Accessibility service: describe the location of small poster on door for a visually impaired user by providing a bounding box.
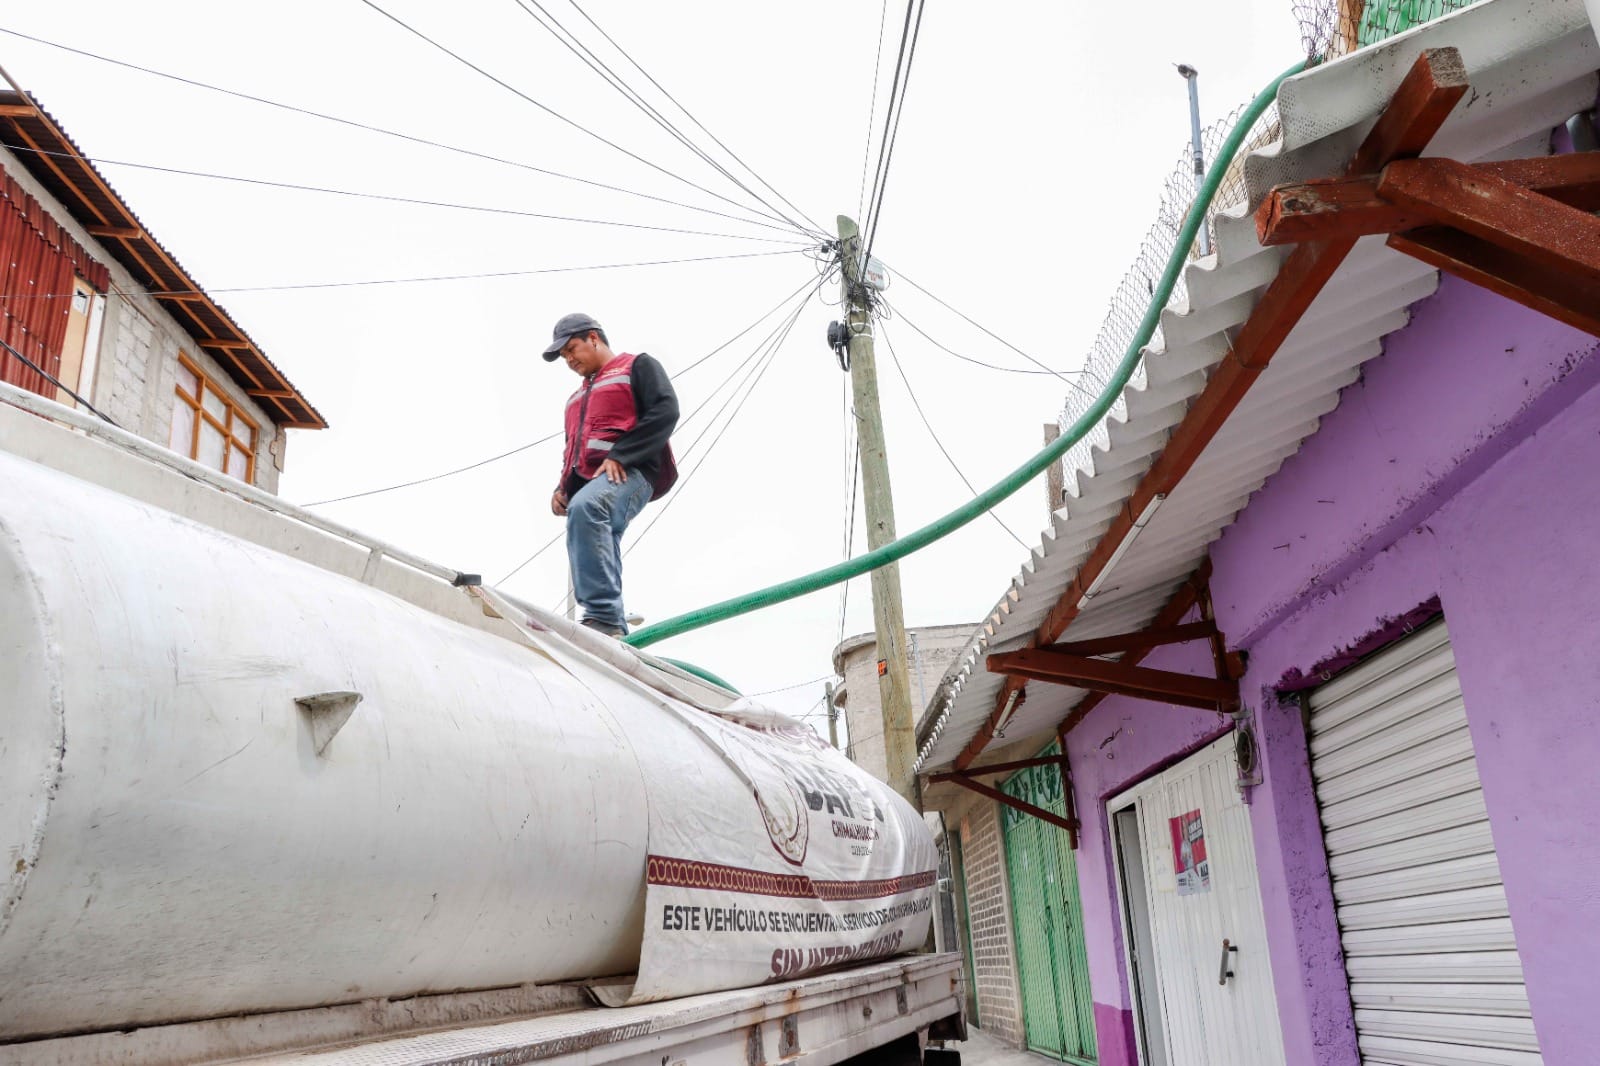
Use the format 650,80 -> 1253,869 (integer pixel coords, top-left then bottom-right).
1169,809 -> 1210,896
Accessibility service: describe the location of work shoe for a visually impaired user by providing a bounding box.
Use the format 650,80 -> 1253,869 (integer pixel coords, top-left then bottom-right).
581,618 -> 627,639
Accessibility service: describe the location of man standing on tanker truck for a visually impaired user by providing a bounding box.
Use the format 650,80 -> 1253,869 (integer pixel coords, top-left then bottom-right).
544,313 -> 679,638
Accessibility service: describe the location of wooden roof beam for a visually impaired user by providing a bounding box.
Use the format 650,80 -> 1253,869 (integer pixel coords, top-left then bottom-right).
951,47 -> 1469,773
1391,227 -> 1600,337
86,225 -> 145,240
1055,564 -> 1211,738
1258,152 -> 1600,246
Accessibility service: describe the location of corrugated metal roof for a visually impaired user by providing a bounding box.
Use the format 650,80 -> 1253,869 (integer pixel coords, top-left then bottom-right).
0,89 -> 327,430
915,0 -> 1598,773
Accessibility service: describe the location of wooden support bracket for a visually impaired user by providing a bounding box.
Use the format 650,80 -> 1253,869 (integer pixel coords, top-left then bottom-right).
990,648 -> 1240,712
928,765 -> 1080,840
1378,157 -> 1600,283
1389,226 -> 1600,337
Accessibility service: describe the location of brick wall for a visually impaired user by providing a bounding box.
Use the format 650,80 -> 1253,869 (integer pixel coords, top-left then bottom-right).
960,802 -> 1023,1047
103,298 -> 155,433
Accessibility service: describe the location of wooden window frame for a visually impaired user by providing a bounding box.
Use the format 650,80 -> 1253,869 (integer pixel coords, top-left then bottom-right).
172,353 -> 258,483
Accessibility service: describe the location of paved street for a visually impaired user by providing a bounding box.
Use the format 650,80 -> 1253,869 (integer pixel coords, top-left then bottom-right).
942,1027 -> 1059,1066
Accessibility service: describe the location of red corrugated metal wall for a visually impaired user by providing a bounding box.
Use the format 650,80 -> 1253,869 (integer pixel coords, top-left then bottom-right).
1,164 -> 109,396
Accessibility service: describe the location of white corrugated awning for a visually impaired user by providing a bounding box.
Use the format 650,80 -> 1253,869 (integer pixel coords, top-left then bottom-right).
915,0 -> 1599,774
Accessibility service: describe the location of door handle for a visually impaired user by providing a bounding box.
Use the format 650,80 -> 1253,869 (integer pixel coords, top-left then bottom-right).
1218,938 -> 1238,985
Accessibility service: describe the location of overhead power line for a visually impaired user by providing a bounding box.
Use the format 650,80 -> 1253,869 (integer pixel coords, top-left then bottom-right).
748,674 -> 834,697
622,276 -> 819,557
559,0 -> 827,237
355,0 -> 809,237
304,432 -> 564,508
0,249 -> 805,301
886,263 -> 1107,395
0,335 -> 119,425
862,0 -> 927,266
891,302 -> 1098,398
508,0 -> 822,238
0,26 -> 806,240
855,0 -> 890,224
0,142 -> 810,245
879,323 -> 1031,551
499,529 -> 565,585
304,271 -> 822,509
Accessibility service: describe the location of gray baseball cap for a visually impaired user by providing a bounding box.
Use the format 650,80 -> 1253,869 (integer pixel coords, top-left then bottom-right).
542,312 -> 603,361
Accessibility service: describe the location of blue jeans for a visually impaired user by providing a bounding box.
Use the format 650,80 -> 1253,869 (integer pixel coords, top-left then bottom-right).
566,471 -> 652,631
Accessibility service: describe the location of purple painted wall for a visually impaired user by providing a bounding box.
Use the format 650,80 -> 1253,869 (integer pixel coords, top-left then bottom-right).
1061,274 -> 1600,1066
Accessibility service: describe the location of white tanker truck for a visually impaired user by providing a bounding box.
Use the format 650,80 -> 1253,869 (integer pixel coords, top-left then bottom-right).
0,382 -> 966,1066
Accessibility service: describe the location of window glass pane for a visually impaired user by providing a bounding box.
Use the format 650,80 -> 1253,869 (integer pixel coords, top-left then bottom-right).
197,419 -> 227,471
176,362 -> 199,399
169,396 -> 196,454
226,444 -> 250,481
201,383 -> 228,421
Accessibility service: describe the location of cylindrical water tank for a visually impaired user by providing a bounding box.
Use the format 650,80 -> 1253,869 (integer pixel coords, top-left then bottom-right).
0,452 -> 655,1038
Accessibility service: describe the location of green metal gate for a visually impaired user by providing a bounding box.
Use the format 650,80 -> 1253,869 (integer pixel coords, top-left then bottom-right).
1002,743 -> 1097,1064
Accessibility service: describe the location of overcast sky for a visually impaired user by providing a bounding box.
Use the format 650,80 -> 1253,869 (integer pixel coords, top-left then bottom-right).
4,1 -> 1307,736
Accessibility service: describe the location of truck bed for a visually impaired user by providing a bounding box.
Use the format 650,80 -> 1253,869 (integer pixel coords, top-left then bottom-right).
3,955 -> 963,1066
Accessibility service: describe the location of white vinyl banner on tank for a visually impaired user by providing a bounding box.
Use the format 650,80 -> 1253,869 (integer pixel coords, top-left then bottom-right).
629,700 -> 937,1002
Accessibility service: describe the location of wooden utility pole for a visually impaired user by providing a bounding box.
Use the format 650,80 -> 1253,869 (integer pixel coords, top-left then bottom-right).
1044,424 -> 1064,516
836,215 -> 917,804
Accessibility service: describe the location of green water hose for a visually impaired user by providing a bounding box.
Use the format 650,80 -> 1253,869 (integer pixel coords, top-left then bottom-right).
657,656 -> 741,694
627,57 -> 1314,654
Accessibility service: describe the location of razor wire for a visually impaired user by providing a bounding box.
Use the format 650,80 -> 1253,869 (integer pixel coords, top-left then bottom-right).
1052,0 -> 1483,485
1052,93 -> 1283,483
1293,0 -> 1483,65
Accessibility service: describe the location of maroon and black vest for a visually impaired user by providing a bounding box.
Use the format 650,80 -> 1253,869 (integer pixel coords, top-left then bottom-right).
561,353 -> 677,497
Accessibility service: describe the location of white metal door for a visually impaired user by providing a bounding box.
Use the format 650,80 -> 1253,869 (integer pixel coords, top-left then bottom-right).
1308,621 -> 1542,1065
1110,733 -> 1285,1066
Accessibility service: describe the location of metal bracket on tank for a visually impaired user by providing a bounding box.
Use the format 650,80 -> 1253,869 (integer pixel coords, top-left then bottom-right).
295,691 -> 364,756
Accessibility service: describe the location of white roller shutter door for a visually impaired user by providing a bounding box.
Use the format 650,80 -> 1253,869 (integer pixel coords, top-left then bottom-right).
1308,621 -> 1542,1066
